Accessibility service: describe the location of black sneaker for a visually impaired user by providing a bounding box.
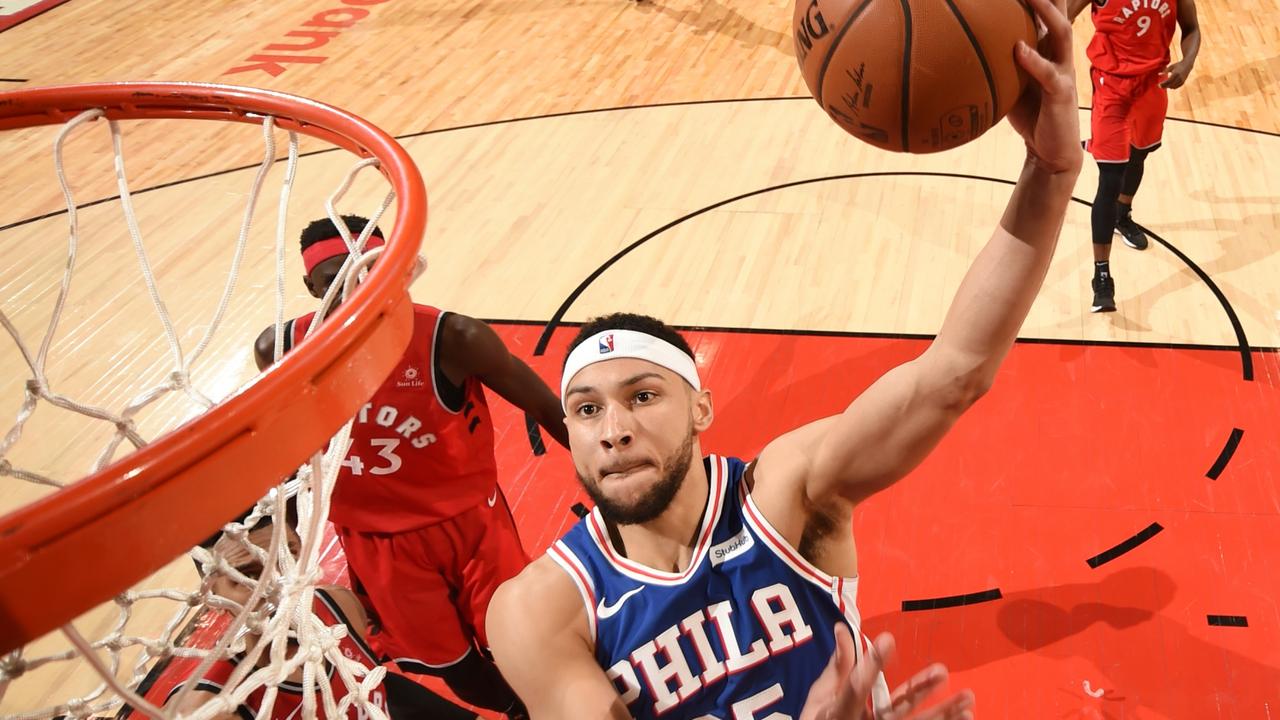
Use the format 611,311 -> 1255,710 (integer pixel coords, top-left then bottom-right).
1115,215 -> 1149,250
1091,275 -> 1116,313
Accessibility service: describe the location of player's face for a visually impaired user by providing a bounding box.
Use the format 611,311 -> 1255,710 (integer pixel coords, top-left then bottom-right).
302,255 -> 348,300
563,358 -> 713,525
209,526 -> 289,608
210,542 -> 261,607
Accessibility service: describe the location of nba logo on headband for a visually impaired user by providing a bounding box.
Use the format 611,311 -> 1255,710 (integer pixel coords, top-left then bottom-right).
562,329 -> 702,411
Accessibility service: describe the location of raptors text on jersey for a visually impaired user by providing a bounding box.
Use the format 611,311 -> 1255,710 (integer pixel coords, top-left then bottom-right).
290,305 -> 498,531
1088,0 -> 1179,76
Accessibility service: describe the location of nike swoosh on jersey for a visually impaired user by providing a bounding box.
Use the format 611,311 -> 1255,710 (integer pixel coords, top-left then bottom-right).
596,586 -> 644,619
486,489 -> 498,507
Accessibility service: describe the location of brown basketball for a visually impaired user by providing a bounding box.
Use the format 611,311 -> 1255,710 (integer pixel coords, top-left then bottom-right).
793,0 -> 1037,153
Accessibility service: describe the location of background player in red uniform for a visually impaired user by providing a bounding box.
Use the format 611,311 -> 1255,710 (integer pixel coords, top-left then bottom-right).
254,215 -> 569,718
1071,0 -> 1201,312
163,518 -> 482,720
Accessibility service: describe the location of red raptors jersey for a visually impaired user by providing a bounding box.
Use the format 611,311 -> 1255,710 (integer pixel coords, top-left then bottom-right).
291,304 -> 498,532
166,589 -> 389,719
1088,0 -> 1178,76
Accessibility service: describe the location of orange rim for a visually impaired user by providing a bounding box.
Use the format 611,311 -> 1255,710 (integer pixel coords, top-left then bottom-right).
0,82 -> 427,653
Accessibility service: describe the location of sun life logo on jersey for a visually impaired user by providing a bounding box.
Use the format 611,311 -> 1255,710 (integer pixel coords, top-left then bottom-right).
397,365 -> 425,388
599,334 -> 615,354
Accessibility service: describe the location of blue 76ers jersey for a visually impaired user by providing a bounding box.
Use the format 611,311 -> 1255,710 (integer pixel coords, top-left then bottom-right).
550,455 -> 883,719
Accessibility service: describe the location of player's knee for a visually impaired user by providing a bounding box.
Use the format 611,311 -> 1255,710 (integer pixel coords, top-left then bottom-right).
1094,163 -> 1125,203
1091,163 -> 1126,245
1128,144 -> 1155,166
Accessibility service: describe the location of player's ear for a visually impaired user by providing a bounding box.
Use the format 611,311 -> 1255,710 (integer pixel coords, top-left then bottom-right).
691,388 -> 714,433
303,273 -> 319,298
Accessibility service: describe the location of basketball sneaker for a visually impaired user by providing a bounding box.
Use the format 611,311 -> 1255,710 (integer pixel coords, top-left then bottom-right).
1115,214 -> 1149,250
1091,274 -> 1116,313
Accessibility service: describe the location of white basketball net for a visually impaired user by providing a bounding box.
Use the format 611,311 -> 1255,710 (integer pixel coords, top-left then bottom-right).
0,107 -> 415,720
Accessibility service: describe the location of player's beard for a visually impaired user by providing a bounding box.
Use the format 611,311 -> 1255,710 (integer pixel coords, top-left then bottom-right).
579,426 -> 695,526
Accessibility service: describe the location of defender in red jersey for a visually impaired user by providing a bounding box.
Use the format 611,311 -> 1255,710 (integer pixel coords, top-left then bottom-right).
253,216 -> 569,718
1071,0 -> 1201,312
160,521 -> 480,720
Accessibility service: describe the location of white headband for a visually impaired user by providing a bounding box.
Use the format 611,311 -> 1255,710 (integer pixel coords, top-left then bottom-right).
561,329 -> 700,410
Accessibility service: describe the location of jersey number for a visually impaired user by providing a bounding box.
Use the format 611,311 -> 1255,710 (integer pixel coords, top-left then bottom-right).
342,439 -> 403,476
1135,15 -> 1152,36
694,684 -> 788,720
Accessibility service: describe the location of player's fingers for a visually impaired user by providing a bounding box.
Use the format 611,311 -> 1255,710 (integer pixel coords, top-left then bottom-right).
1022,0 -> 1073,60
886,663 -> 948,715
828,628 -> 881,717
912,689 -> 976,720
1015,40 -> 1059,89
832,624 -> 857,677
870,633 -> 897,669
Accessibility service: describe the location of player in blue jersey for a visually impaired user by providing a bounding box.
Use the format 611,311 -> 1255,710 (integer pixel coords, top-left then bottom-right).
488,0 -> 1083,716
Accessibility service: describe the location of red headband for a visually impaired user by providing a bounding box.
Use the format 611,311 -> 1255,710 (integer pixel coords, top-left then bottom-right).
302,235 -> 386,274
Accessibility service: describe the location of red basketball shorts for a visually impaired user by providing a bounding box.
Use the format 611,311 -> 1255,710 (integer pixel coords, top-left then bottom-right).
336,486 -> 528,673
1087,68 -> 1168,163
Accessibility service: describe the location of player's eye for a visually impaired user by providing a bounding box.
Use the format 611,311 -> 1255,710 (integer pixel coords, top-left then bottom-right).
576,403 -> 599,417
634,391 -> 656,404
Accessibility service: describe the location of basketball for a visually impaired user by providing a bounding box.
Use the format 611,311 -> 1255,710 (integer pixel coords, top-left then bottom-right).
793,0 -> 1038,153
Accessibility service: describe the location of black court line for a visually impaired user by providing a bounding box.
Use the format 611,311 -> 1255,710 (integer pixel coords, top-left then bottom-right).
1206,428 -> 1244,480
902,588 -> 1002,611
486,317 -> 1272,355
2,95 -> 1269,229
1207,614 -> 1248,627
526,418 -> 548,456
525,172 -> 1253,385
3,96 -> 1277,236
1143,224 -> 1254,380
1086,522 -> 1164,569
0,78 -> 29,83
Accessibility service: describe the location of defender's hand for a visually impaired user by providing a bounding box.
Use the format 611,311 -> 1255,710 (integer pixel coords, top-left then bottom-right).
1006,0 -> 1084,174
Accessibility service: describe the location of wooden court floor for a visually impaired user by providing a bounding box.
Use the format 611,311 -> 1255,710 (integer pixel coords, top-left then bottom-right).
2,0 -> 1279,717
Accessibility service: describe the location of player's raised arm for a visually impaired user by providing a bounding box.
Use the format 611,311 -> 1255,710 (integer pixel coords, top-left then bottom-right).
487,559 -> 632,720
1161,0 -> 1201,89
756,0 -> 1082,506
1068,0 -> 1090,21
438,312 -> 570,449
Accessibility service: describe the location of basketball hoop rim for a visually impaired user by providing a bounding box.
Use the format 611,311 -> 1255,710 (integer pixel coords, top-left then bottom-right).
0,82 -> 427,653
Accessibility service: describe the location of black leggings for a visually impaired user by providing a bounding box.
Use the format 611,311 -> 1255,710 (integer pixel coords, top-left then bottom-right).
1091,161 -> 1126,245
384,671 -> 477,720
1122,144 -> 1153,197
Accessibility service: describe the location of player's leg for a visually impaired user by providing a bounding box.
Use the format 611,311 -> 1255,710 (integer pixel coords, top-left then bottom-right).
1086,69 -> 1133,313
381,671 -> 481,720
1115,76 -> 1169,250
410,508 -> 530,718
459,486 -> 530,651
335,525 -> 519,714
448,489 -> 533,719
